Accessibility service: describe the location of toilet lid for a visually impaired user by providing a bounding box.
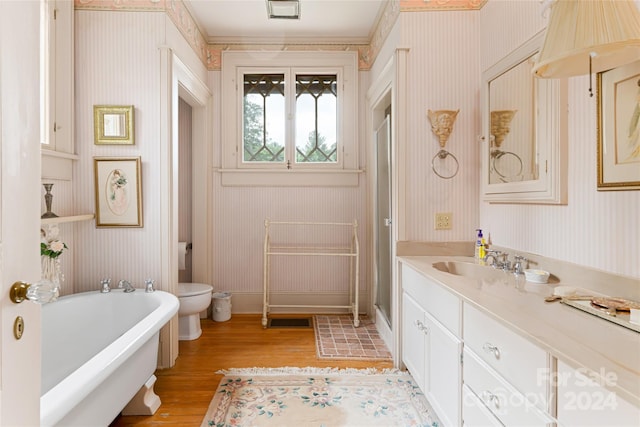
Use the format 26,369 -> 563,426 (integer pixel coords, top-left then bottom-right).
178,283 -> 213,297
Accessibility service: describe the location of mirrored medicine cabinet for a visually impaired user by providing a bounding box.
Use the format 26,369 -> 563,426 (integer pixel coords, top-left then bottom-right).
481,31 -> 567,204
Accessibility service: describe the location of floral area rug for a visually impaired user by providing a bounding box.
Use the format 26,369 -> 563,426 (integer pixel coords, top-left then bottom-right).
201,367 -> 439,427
313,315 -> 392,360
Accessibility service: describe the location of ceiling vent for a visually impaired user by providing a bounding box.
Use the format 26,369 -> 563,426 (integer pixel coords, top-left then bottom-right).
266,0 -> 300,19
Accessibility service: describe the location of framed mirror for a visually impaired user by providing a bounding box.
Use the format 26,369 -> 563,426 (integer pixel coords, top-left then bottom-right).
93,105 -> 135,145
481,31 -> 567,204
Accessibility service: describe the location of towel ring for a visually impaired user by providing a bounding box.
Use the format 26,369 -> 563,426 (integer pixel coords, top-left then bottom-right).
491,150 -> 523,181
432,149 -> 459,179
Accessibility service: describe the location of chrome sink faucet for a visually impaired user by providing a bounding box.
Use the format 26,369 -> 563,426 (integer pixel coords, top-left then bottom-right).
512,255 -> 528,275
118,279 -> 135,293
483,250 -> 502,268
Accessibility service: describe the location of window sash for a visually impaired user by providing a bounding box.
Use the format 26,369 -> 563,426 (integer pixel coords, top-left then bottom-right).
238,67 -> 342,169
295,74 -> 338,164
242,73 -> 286,163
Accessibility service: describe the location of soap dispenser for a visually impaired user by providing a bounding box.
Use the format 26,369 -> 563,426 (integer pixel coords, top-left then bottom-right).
475,229 -> 485,261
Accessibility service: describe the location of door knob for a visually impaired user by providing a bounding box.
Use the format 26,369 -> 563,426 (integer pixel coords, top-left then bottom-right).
10,281 -> 30,303
383,218 -> 392,227
9,280 -> 59,304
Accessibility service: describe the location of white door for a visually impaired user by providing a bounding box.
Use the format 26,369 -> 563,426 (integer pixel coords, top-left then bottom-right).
0,0 -> 43,424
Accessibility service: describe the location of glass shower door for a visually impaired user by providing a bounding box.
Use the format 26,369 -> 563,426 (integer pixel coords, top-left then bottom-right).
375,115 -> 392,326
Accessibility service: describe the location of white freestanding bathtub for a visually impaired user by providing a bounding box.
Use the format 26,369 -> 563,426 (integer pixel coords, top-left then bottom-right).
40,289 -> 179,426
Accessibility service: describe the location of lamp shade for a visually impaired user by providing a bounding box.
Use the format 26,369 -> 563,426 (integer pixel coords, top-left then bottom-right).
533,0 -> 640,78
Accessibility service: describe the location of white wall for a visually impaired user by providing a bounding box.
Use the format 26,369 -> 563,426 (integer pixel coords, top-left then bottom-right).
479,1 -> 640,279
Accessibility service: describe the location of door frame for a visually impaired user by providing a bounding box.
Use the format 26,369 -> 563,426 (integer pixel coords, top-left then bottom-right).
159,50 -> 212,366
366,48 -> 408,367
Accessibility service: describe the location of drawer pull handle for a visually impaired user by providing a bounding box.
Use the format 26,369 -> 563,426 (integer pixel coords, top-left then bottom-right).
414,319 -> 429,334
482,342 -> 501,359
482,390 -> 501,410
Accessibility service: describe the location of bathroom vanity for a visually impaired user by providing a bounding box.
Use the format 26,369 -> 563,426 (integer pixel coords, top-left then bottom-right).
398,248 -> 640,426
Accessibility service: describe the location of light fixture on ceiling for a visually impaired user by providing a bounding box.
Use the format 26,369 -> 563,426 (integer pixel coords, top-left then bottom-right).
532,0 -> 640,96
266,0 -> 300,20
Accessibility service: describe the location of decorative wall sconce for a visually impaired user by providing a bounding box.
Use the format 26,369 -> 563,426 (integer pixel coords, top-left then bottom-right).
491,110 -> 524,182
490,110 -> 516,148
489,110 -> 523,182
427,109 -> 460,179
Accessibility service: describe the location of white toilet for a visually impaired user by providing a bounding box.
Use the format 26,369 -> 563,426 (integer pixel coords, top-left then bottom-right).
178,282 -> 213,341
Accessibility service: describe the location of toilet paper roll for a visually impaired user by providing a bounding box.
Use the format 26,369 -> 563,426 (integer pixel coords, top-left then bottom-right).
178,241 -> 187,270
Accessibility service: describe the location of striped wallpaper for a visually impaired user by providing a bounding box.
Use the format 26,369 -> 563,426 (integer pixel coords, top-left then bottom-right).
73,10 -> 165,293
399,11 -> 481,242
479,1 -> 640,279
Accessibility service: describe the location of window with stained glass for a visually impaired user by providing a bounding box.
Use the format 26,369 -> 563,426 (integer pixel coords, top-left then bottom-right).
222,51 -> 358,186
241,71 -> 339,167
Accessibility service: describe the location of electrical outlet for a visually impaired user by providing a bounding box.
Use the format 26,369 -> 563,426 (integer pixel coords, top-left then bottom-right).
435,212 -> 452,230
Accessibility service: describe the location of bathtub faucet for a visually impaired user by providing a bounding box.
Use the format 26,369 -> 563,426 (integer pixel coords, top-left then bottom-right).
118,279 -> 135,293
100,278 -> 112,293
144,278 -> 155,293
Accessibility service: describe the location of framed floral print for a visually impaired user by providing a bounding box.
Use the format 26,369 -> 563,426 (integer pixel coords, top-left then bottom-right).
94,157 -> 143,227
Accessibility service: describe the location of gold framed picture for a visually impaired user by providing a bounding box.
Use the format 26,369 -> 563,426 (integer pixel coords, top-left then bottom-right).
93,105 -> 135,145
94,157 -> 143,227
597,60 -> 640,191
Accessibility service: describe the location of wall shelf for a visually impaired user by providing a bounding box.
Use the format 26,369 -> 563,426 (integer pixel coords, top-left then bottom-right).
41,214 -> 94,225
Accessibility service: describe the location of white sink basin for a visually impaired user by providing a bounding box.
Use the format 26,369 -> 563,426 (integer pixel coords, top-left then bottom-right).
432,261 -> 504,280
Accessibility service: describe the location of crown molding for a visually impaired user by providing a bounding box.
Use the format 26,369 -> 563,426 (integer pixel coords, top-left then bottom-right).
75,0 -> 485,71
400,0 -> 487,12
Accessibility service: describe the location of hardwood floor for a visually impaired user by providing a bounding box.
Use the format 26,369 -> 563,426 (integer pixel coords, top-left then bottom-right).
110,314 -> 393,426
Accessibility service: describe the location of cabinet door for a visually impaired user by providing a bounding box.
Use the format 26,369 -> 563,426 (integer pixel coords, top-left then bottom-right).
557,360 -> 640,426
425,310 -> 462,427
402,292 -> 427,388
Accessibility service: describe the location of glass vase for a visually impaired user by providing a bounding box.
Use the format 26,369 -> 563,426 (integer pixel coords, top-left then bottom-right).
41,256 -> 63,295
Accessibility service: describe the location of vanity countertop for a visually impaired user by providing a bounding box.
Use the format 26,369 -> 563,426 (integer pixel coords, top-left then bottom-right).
399,254 -> 640,407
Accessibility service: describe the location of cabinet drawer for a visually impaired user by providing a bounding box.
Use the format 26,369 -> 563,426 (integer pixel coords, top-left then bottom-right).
464,303 -> 548,399
462,384 -> 502,427
402,264 -> 461,337
464,349 -> 553,426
